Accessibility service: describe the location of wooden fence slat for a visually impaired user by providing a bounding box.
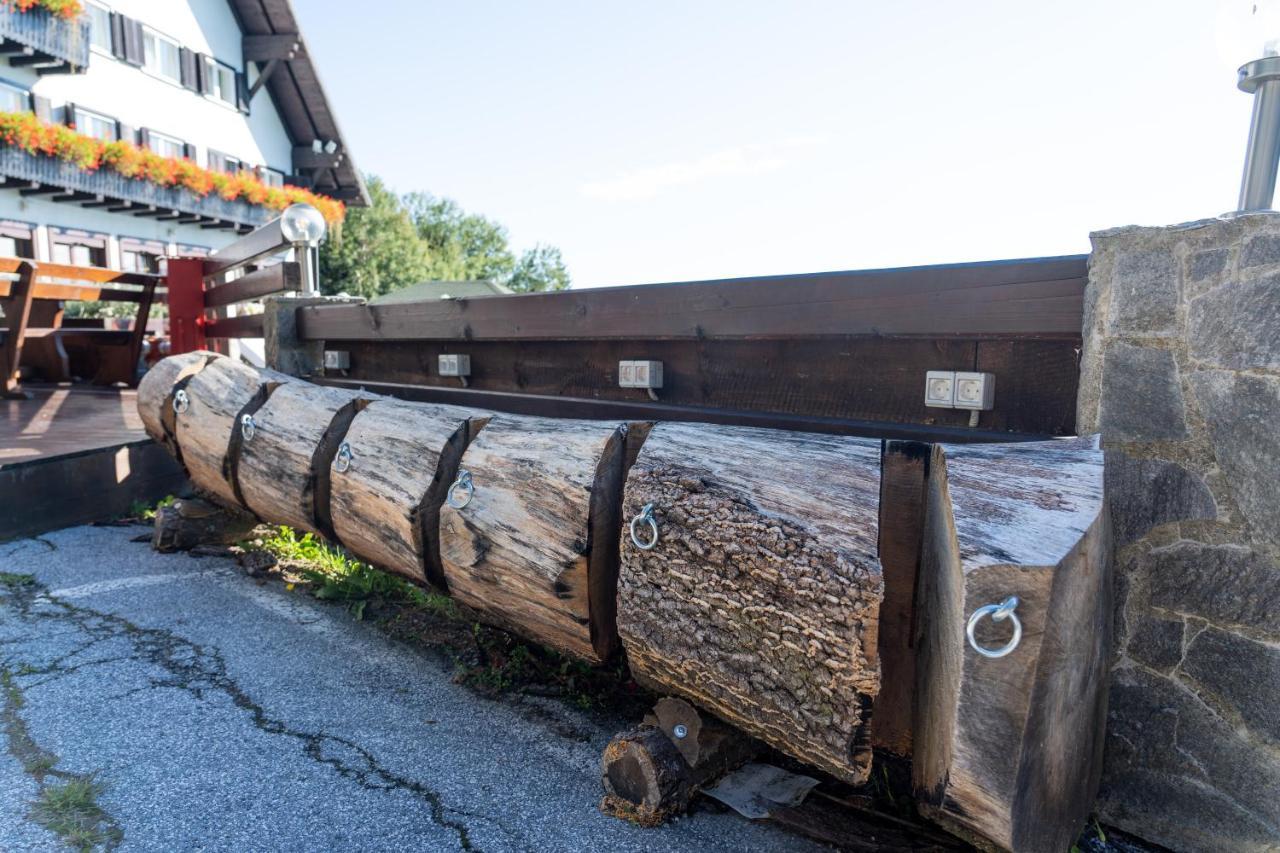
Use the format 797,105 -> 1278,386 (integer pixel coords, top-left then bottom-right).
204,262 -> 301,308
204,313 -> 265,339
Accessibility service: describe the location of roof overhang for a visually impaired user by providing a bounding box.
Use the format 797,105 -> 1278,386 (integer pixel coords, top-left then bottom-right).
228,0 -> 370,207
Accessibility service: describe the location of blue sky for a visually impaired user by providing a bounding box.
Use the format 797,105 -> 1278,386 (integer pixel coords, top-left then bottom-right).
295,0 -> 1268,288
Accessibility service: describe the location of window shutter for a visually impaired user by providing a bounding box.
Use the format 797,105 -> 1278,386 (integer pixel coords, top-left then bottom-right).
119,123 -> 137,145
63,101 -> 76,128
137,127 -> 149,149
183,142 -> 197,161
178,47 -> 198,91
32,95 -> 51,122
194,54 -> 211,95
109,12 -> 126,61
122,17 -> 144,67
236,71 -> 250,114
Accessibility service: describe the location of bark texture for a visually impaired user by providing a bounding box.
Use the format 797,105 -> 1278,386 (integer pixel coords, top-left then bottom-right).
438,413 -> 631,663
174,356 -> 287,508
912,437 -> 1110,853
238,381 -> 375,535
329,399 -> 489,585
136,349 -> 216,461
152,497 -> 258,553
617,422 -> 883,784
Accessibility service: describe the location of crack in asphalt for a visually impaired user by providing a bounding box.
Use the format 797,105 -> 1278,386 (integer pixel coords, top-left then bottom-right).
0,577 -> 494,852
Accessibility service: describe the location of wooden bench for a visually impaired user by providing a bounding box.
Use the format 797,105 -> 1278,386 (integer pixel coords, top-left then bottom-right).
0,258 -> 162,393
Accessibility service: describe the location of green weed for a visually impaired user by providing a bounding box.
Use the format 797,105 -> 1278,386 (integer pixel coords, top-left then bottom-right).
126,495 -> 175,522
31,776 -> 119,851
0,573 -> 35,589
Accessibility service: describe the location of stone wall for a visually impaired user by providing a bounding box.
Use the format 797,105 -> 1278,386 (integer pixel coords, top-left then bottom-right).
1079,214 -> 1280,852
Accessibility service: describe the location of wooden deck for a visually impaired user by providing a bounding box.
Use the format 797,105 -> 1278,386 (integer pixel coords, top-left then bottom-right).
0,385 -> 186,541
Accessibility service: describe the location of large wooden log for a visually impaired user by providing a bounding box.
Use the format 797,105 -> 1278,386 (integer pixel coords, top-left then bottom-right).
136,350 -> 217,461
329,399 -> 489,586
438,413 -> 633,663
911,437 -> 1109,853
174,356 -> 290,508
238,382 -> 375,535
617,422 -> 883,785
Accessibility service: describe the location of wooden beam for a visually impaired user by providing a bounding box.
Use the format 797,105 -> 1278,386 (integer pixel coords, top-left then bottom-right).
156,209 -> 185,221
80,196 -> 116,208
243,33 -> 300,62
297,256 -> 1089,342
107,201 -> 135,212
10,54 -> 58,67
248,57 -> 279,99
204,263 -> 301,308
292,147 -> 342,170
19,183 -> 57,196
204,313 -> 264,339
131,206 -> 162,217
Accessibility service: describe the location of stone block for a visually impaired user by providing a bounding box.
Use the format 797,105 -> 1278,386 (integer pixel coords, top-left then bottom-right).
1188,247 -> 1229,283
1188,272 -> 1280,369
1108,249 -> 1179,334
1183,627 -> 1280,744
1126,613 -> 1184,673
1106,452 -> 1216,545
1099,343 -> 1188,441
1241,232 -> 1280,268
263,294 -> 364,378
1099,667 -> 1280,853
1147,542 -> 1280,636
1190,371 -> 1280,553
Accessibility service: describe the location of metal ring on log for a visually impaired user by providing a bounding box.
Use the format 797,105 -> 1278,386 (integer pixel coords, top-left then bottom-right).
446,470 -> 474,510
240,413 -> 256,442
237,382 -> 375,537
328,399 -> 489,588
617,422 -> 884,785
629,503 -> 659,550
333,441 -> 353,473
136,349 -> 217,464
438,414 -> 639,664
172,389 -> 190,414
965,596 -> 1022,659
172,355 -> 289,508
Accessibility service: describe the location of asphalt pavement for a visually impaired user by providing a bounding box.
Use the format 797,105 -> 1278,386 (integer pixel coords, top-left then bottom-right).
0,524 -> 823,852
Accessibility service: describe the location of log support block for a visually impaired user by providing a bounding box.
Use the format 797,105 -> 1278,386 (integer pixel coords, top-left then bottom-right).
912,438 -> 1110,853
617,422 -> 883,784
439,414 -> 636,664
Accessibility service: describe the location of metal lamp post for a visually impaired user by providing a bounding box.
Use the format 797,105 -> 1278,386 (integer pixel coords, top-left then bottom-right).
1238,53 -> 1280,211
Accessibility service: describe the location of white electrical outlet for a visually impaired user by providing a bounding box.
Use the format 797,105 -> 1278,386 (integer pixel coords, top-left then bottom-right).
438,354 -> 471,377
323,350 -> 350,370
953,372 -> 995,410
925,370 -> 956,408
618,360 -> 664,389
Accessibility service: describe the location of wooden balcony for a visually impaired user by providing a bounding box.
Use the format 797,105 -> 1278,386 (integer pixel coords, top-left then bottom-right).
0,7 -> 90,75
0,147 -> 272,231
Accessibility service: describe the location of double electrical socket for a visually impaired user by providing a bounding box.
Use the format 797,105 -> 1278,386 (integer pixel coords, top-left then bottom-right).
438,354 -> 471,377
618,360 -> 663,389
925,370 -> 994,410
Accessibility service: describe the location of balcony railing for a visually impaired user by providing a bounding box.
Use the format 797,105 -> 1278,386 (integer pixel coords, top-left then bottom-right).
0,147 -> 272,232
0,7 -> 90,74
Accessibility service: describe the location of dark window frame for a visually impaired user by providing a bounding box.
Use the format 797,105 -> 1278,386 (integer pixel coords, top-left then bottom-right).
48,227 -> 110,269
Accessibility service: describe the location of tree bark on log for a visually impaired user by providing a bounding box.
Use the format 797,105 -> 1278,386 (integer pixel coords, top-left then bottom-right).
238,382 -> 375,536
616,422 -> 883,785
152,497 -> 258,553
136,349 -> 216,462
438,414 -> 634,664
911,437 -> 1110,853
329,399 -> 489,586
175,356 -> 288,508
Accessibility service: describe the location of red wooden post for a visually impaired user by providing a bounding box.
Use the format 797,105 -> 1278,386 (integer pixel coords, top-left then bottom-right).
167,256 -> 207,354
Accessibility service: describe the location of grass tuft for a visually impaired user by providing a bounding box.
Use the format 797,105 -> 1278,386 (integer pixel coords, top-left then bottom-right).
31,776 -> 119,851
0,572 -> 35,589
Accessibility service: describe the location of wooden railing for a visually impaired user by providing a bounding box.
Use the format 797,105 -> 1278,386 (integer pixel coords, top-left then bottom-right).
0,6 -> 90,73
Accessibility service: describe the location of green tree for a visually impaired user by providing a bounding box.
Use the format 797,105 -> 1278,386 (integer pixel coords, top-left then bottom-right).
320,176 -> 570,297
319,176 -> 431,298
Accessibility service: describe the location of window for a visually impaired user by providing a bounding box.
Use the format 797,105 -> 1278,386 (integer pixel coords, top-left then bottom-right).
206,149 -> 239,174
145,130 -> 184,160
86,3 -> 112,53
0,221 -> 34,259
142,28 -> 181,83
203,56 -> 237,106
73,107 -> 117,142
260,168 -> 285,188
49,229 -> 108,268
120,238 -> 167,274
0,81 -> 29,114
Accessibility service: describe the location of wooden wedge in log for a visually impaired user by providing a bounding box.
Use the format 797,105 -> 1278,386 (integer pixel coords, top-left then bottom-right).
438,414 -> 639,664
136,349 -> 217,461
237,382 -> 376,535
616,422 -> 883,785
174,356 -> 291,508
911,437 -> 1109,853
329,399 -> 489,586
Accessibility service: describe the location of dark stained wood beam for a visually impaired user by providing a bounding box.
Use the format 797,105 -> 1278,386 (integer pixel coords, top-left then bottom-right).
19,184 -> 58,196
156,209 -> 185,221
292,147 -> 342,170
107,201 -> 135,212
10,53 -> 58,67
80,196 -> 117,208
130,205 -> 162,217
243,33 -> 300,62
247,57 -> 279,99
53,191 -> 100,203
